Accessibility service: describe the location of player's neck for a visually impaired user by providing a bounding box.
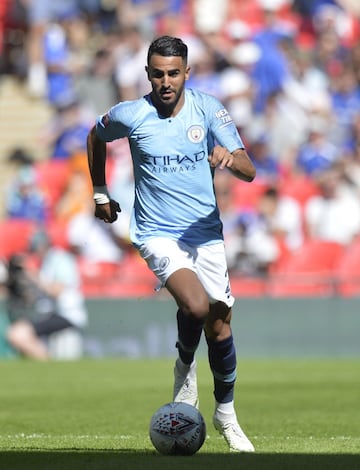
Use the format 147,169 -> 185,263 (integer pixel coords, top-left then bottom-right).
151,92 -> 185,118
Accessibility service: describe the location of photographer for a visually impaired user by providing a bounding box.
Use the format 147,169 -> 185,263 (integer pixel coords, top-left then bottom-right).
5,230 -> 88,360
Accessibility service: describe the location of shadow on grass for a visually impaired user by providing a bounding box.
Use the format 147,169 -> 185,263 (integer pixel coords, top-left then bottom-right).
0,451 -> 359,470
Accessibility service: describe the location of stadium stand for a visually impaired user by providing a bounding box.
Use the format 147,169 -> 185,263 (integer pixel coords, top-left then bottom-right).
268,239 -> 345,297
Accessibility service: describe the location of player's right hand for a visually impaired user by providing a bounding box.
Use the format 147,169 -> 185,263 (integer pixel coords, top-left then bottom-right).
94,199 -> 121,223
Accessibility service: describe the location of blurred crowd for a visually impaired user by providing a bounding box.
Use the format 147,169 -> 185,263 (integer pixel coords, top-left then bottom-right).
1,0 -> 360,282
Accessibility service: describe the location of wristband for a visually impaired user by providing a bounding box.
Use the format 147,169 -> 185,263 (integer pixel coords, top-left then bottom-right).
93,185 -> 110,205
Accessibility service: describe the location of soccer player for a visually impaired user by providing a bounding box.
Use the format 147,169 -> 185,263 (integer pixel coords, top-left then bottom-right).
86,35 -> 256,452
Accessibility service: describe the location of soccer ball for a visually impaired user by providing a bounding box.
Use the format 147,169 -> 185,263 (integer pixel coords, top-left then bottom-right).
149,402 -> 206,455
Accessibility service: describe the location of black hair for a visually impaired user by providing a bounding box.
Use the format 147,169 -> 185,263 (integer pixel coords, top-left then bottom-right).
263,186 -> 279,199
147,35 -> 188,65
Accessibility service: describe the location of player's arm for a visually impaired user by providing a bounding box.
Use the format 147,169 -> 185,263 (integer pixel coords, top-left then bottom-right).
204,94 -> 256,182
208,145 -> 256,182
87,125 -> 121,223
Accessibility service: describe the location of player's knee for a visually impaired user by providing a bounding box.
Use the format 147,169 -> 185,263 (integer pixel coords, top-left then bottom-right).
181,297 -> 209,321
204,303 -> 232,340
204,320 -> 231,340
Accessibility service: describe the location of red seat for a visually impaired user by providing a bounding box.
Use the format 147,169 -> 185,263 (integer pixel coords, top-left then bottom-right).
46,219 -> 70,249
79,259 -> 121,297
279,175 -> 320,207
35,160 -> 71,205
0,219 -> 36,259
78,258 -> 120,280
78,255 -> 157,298
268,240 -> 344,297
230,275 -> 267,297
232,180 -> 268,210
335,237 -> 360,297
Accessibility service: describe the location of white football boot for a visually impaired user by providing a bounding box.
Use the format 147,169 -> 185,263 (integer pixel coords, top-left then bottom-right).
213,404 -> 255,453
173,358 -> 199,408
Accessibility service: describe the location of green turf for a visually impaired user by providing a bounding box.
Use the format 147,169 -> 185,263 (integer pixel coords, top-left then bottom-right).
0,358 -> 359,470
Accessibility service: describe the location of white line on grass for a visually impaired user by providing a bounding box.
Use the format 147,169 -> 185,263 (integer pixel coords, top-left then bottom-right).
1,434 -> 133,440
0,434 -> 356,441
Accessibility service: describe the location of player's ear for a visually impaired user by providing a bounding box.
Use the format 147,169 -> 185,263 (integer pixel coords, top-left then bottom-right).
185,65 -> 191,81
145,65 -> 150,80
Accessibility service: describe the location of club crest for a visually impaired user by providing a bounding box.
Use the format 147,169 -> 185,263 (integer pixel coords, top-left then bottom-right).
187,125 -> 205,143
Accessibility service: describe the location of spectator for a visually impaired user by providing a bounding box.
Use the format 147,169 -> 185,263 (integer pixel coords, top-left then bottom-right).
25,0 -> 100,99
114,25 -> 150,101
74,47 -> 118,116
247,89 -> 308,169
329,62 -> 360,147
244,121 -> 283,184
6,147 -> 34,166
116,0 -> 185,38
5,165 -> 49,223
6,230 -> 88,360
186,40 -> 223,98
39,97 -> 92,160
282,44 -> 330,113
192,0 -> 228,36
304,163 -> 360,244
67,200 -> 132,264
342,112 -> 360,195
295,115 -> 339,176
251,0 -> 293,112
226,186 -> 303,275
55,168 -> 93,223
220,40 -> 260,128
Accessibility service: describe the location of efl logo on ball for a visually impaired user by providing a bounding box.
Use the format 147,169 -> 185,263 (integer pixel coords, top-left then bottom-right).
149,402 -> 206,455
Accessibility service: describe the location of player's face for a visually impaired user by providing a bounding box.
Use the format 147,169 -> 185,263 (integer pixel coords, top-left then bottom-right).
146,54 -> 190,116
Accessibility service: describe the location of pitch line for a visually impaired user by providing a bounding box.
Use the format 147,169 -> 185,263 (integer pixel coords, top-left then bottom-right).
0,434 -> 356,441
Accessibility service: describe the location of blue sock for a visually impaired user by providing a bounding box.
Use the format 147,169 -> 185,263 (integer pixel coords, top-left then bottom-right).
206,335 -> 237,403
176,309 -> 204,365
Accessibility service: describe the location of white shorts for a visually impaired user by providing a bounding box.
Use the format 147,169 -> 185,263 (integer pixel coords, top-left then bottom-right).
138,238 -> 235,307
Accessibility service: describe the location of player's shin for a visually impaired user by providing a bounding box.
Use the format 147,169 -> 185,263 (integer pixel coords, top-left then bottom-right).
176,309 -> 204,364
206,334 -> 236,403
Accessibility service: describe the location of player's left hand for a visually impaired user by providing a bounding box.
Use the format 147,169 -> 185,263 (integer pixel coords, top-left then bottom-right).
208,145 -> 234,170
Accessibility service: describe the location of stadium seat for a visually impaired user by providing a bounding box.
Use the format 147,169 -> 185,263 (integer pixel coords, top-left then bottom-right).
78,258 -> 119,279
115,255 -> 157,297
230,275 -> 267,297
35,160 -> 71,206
46,219 -> 70,249
79,259 -> 121,297
279,174 -> 320,207
0,219 -> 36,259
268,239 -> 344,297
335,237 -> 360,297
78,255 -> 157,298
232,180 -> 268,210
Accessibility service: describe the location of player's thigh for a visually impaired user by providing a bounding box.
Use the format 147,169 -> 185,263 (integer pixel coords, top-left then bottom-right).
166,268 -> 209,317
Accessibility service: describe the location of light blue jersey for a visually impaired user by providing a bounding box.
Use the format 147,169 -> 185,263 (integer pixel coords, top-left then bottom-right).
96,88 -> 244,248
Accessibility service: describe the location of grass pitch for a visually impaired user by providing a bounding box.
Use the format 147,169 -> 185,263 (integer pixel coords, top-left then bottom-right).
0,358 -> 359,470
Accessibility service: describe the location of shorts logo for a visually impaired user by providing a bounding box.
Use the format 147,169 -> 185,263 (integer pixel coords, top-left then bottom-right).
187,125 -> 205,143
159,257 -> 170,272
101,113 -> 110,127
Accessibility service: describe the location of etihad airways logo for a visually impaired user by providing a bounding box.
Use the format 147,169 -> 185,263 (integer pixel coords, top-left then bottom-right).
143,151 -> 206,174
